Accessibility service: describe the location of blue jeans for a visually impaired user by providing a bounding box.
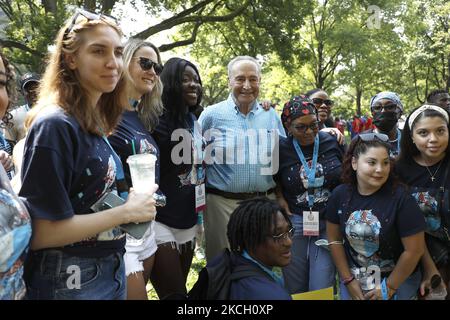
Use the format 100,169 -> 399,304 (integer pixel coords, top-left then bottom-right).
282,214 -> 336,294
26,250 -> 126,300
339,268 -> 422,300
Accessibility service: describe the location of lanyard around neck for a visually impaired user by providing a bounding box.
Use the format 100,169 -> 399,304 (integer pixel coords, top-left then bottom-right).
242,250 -> 284,287
293,134 -> 320,209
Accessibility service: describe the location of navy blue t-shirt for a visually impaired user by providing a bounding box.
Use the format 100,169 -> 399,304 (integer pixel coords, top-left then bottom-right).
19,106 -> 125,257
108,110 -> 160,188
276,132 -> 343,217
395,158 -> 450,243
229,255 -> 292,300
152,112 -> 199,229
326,183 -> 425,274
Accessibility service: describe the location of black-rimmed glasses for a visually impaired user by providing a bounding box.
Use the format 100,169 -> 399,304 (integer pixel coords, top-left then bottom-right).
357,132 -> 389,142
63,9 -> 118,40
271,227 -> 295,243
312,98 -> 334,107
292,121 -> 320,133
135,57 -> 163,75
371,103 -> 398,113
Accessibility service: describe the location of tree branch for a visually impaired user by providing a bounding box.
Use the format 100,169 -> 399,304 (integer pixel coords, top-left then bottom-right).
0,39 -> 45,58
158,22 -> 202,52
132,0 -> 250,40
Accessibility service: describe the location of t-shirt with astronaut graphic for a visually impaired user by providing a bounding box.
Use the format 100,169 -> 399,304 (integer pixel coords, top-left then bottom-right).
277,132 -> 343,217
395,158 -> 450,242
19,106 -> 125,257
326,183 -> 426,273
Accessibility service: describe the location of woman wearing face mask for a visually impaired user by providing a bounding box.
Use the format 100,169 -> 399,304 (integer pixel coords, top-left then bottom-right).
365,91 -> 404,158
19,9 -> 157,300
108,39 -> 164,300
396,105 -> 450,299
276,95 -> 343,294
151,57 -> 204,299
326,133 -> 426,300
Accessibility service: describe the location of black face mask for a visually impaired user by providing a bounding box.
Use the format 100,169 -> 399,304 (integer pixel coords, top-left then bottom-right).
373,112 -> 398,132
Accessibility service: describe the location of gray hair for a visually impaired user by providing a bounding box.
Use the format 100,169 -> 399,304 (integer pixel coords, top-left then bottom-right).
227,56 -> 261,79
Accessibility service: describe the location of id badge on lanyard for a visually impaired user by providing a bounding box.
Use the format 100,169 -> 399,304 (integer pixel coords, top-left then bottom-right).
293,136 -> 320,236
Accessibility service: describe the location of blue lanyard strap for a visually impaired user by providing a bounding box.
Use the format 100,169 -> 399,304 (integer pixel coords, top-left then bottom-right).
129,98 -> 139,110
396,129 -> 401,153
293,135 -> 320,209
242,250 -> 284,287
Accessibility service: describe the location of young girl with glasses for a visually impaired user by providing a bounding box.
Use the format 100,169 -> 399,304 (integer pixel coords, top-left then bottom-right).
276,95 -> 344,294
108,39 -> 164,300
19,9 -> 157,300
326,133 -> 426,300
396,104 -> 450,299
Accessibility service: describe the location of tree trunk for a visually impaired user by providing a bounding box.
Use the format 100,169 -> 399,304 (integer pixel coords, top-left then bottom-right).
41,0 -> 57,14
356,87 -> 362,116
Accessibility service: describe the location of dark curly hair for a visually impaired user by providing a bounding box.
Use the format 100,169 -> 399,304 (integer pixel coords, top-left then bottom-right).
227,197 -> 291,254
0,50 -> 16,128
341,136 -> 396,187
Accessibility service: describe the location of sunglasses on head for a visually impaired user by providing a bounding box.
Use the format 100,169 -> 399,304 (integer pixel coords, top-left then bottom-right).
312,98 -> 334,106
63,9 -> 118,41
357,132 -> 389,142
136,57 -> 163,75
371,103 -> 398,113
292,121 -> 320,133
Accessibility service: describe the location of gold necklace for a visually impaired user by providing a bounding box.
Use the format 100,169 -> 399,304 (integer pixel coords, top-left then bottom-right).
425,160 -> 443,182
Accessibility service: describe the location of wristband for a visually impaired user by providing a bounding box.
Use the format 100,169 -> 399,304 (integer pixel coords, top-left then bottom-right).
342,275 -> 355,286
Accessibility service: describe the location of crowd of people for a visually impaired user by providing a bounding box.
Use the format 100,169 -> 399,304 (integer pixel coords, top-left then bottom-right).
1,7 -> 450,300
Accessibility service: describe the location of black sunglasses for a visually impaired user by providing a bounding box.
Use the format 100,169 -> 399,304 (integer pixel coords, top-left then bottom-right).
371,103 -> 398,113
357,132 -> 389,142
292,121 -> 320,133
63,9 -> 118,41
312,98 -> 334,106
136,57 -> 163,75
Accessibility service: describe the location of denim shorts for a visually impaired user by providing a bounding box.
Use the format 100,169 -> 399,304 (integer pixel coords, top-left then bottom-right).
25,250 -> 126,300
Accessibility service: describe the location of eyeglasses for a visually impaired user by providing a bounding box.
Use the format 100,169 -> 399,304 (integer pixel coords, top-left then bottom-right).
271,227 -> 295,243
292,121 -> 320,133
63,9 -> 118,41
312,98 -> 334,106
371,103 -> 398,113
357,132 -> 389,142
135,57 -> 163,75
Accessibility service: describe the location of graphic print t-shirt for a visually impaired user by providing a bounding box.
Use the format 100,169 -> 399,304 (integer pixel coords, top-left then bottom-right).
276,132 -> 343,217
153,111 -> 203,229
326,183 -> 425,273
108,110 -> 160,187
396,158 -> 450,242
19,106 -> 125,257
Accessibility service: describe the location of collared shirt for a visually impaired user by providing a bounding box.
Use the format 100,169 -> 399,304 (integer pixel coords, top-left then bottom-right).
198,94 -> 285,193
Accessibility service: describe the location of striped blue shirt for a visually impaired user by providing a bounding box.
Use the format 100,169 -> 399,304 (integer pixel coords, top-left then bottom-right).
198,94 -> 285,193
